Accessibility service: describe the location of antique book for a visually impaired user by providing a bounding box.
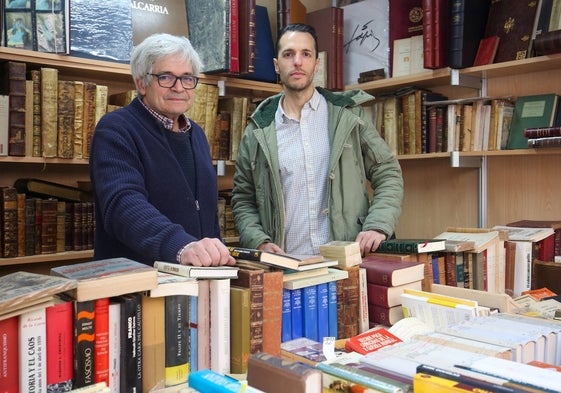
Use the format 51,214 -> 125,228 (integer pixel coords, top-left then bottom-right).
1,186 -> 18,258
336,266 -> 360,339
388,0 -> 424,76
40,67 -> 59,158
532,259 -> 561,294
262,270 -> 284,356
229,286 -> 251,373
186,0 -> 231,73
164,295 -> 190,386
277,0 -> 307,36
94,84 -> 108,126
360,256 -> 425,287
29,69 -> 42,157
40,198 -> 58,254
231,267 -> 264,355
56,80 -> 75,158
242,5 -> 276,83
70,0 -> 132,62
56,200 -> 66,253
238,0 -> 256,75
484,0 -> 540,63
527,135 -> 561,148
247,352 -> 322,393
71,80 -> 84,159
81,81 -> 97,159
319,241 -> 361,258
534,28 -> 561,55
227,0 -> 239,74
367,280 -> 423,308
307,6 -> 340,91
507,218 -> 561,258
24,80 -> 33,157
368,304 -> 405,326
473,35 -> 500,66
131,0 -> 187,47
14,178 -> 93,202
507,93 -> 560,149
0,95 -> 8,157
0,61 -> 26,156
153,260 -> 239,279
448,0 -> 491,68
422,0 -> 449,69
524,125 -> 561,138
51,257 -> 158,302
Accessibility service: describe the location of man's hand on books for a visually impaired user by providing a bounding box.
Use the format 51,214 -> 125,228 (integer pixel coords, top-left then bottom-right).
257,241 -> 284,254
178,238 -> 236,267
356,230 -> 387,256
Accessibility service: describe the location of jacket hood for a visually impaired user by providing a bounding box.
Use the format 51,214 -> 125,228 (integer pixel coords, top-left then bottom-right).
250,87 -> 375,128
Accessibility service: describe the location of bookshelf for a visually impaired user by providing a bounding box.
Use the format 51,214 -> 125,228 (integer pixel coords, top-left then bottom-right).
3,0 -> 561,272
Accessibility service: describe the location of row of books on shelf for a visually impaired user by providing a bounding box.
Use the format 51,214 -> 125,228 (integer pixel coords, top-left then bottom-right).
0,184 -> 94,258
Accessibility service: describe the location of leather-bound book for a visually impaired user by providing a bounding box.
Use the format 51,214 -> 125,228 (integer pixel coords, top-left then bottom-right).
81,82 -> 97,159
73,81 -> 84,159
277,0 -> 307,36
40,67 -> 59,158
238,0 -> 256,75
534,28 -> 561,56
449,0 -> 491,69
40,198 -> 58,254
16,193 -> 25,257
484,0 -> 540,63
307,7 -> 340,91
57,80 -> 75,158
0,61 -> 26,156
24,197 -> 36,256
389,0 -> 424,76
0,187 -> 18,258
29,69 -> 42,157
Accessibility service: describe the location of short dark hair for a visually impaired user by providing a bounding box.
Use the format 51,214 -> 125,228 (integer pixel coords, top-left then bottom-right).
276,23 -> 318,58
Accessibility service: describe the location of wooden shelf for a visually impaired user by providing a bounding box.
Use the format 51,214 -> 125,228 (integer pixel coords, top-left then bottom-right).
397,147 -> 561,161
0,156 -> 90,165
0,250 -> 94,267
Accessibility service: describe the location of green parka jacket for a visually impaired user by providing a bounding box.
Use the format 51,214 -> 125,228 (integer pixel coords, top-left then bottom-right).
231,87 -> 404,250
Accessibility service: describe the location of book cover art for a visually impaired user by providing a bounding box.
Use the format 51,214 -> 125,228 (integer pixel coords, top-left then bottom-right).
131,0 -> 189,46
186,0 -> 230,74
345,326 -> 402,355
70,0 -> 132,63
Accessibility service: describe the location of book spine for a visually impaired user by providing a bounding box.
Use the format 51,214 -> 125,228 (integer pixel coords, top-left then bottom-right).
210,279 -> 231,374
93,298 -> 110,386
290,288 -> 303,340
164,295 -> 190,386
108,301 -> 121,393
1,187 -> 18,258
317,362 -> 404,393
40,198 -> 58,254
281,288 -> 293,342
527,136 -> 561,148
422,0 -> 435,69
337,266 -> 360,339
189,294 -> 199,372
262,270 -> 284,355
19,307 -> 47,393
524,126 -> 561,138
57,80 -> 76,158
231,268 -> 264,354
316,283 -> 329,340
0,316 -> 19,392
40,67 -> 59,158
74,300 -> 95,388
327,280 -> 338,338
230,286 -> 251,374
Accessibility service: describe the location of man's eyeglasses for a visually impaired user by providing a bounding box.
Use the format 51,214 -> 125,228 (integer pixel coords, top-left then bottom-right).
148,73 -> 199,90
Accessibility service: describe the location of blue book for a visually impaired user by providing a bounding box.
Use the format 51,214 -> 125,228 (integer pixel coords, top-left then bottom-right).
290,288 -> 303,339
432,255 -> 440,284
241,5 -> 276,83
317,283 -> 329,341
189,294 -> 198,372
302,285 -> 318,341
328,281 -> 338,338
281,288 -> 292,342
188,369 -> 244,392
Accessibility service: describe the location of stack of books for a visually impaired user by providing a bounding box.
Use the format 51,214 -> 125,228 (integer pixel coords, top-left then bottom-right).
360,254 -> 426,326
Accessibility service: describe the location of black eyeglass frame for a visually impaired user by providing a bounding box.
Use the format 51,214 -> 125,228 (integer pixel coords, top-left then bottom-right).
148,73 -> 199,90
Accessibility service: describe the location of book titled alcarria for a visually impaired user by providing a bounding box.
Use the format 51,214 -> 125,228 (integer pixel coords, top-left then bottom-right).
50,257 -> 158,301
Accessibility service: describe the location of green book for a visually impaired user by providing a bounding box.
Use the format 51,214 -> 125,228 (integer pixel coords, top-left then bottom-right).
506,93 -> 560,149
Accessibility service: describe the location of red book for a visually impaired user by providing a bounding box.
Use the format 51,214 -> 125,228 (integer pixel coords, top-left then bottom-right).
345,326 -> 402,355
368,304 -> 404,326
367,280 -> 423,308
524,126 -> 561,138
422,0 -> 435,69
94,298 -> 110,385
433,0 -> 449,68
0,316 -> 19,393
307,7 -> 339,90
360,255 -> 425,287
229,0 -> 240,73
46,299 -> 74,392
473,35 -> 500,66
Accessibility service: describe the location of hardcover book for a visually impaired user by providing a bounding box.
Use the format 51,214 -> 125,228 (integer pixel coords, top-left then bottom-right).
70,0 -> 132,63
14,178 -> 93,203
262,270 -> 284,356
388,0 -> 424,76
131,0 -> 188,47
483,0 -> 540,63
186,0 -> 231,73
506,93 -> 560,149
0,61 -> 26,157
228,246 -> 333,271
1,186 -> 18,258
0,316 -> 18,392
154,260 -> 239,279
375,238 -> 446,254
448,0 -> 491,68
0,271 -> 76,317
367,280 -> 423,308
360,256 -> 425,287
164,295 -> 190,386
247,352 -> 323,393
50,257 -> 158,302
283,267 -> 349,290
345,326 -> 402,355
242,5 -> 276,83
210,279 -> 231,374
148,271 -> 199,298
229,286 -> 251,374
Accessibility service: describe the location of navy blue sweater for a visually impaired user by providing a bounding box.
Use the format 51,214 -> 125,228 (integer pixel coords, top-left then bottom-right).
89,98 -> 219,265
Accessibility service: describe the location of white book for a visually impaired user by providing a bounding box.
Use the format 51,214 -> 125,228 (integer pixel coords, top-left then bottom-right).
154,260 -> 238,279
108,301 -> 121,393
464,357 -> 561,392
210,278 -> 230,374
0,95 -> 9,156
19,307 -> 47,393
282,268 -> 349,290
511,240 -> 534,297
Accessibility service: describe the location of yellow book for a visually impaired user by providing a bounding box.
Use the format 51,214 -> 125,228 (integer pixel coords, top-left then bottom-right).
414,373 -> 493,392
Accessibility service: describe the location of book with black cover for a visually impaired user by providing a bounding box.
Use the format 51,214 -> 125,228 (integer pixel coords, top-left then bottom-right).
448,0 -> 491,69
14,178 -> 93,202
186,0 -> 231,74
